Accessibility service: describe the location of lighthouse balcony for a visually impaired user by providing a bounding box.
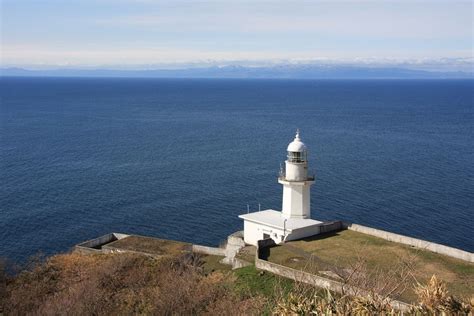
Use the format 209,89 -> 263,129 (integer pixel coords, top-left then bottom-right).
278,174 -> 315,182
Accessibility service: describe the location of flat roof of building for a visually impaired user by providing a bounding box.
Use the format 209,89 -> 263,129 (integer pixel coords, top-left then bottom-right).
239,209 -> 323,231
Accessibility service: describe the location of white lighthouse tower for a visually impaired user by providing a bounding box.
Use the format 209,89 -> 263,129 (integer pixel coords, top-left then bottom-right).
239,130 -> 323,246
279,130 -> 314,219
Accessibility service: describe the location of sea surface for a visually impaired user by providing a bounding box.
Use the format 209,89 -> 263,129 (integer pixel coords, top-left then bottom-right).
1,78 -> 473,263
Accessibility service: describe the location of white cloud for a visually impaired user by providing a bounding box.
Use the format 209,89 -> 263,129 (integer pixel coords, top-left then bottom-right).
2,44 -> 472,69
2,0 -> 472,67
93,2 -> 472,40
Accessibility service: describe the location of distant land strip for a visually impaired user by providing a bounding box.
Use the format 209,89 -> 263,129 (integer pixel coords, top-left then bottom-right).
1,65 -> 473,79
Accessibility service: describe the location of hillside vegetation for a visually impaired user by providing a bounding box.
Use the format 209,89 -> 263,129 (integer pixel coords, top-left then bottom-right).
1,252 -> 266,315
1,251 -> 472,315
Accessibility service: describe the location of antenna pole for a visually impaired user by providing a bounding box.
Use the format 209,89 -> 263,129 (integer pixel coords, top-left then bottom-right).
258,203 -> 261,211
247,204 -> 250,213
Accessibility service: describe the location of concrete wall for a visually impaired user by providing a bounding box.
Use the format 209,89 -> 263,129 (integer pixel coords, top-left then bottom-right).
243,221 -> 286,246
192,245 -> 226,256
74,246 -> 102,255
243,221 -> 259,246
343,223 -> 474,263
76,233 -> 116,248
113,233 -> 130,240
286,221 -> 342,242
256,257 -> 342,290
319,221 -> 343,234
243,219 -> 344,247
227,231 -> 245,247
255,256 -> 410,312
225,232 -> 246,258
75,233 -> 129,255
286,224 -> 321,242
193,232 -> 250,270
231,258 -> 252,269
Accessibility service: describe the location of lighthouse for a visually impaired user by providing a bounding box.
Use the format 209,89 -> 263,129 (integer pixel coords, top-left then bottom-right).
279,130 -> 315,219
239,130 -> 323,246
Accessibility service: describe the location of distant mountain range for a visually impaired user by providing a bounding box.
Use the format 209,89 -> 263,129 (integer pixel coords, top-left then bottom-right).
1,64 -> 473,79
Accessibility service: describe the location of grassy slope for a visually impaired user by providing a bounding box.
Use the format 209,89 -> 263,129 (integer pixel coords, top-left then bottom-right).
1,252 -> 270,315
2,249 -> 472,315
2,250 -> 294,315
267,230 -> 474,302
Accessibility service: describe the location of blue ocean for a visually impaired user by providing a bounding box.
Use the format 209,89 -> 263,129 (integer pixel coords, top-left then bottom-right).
1,78 -> 473,263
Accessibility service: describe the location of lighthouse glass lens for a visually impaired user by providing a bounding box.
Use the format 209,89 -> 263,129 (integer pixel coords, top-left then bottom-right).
288,151 -> 304,163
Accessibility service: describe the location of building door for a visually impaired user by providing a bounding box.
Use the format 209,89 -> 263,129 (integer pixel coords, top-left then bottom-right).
263,233 -> 270,239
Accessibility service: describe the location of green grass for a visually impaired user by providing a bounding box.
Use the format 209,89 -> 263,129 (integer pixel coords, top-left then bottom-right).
232,265 -> 293,299
234,245 -> 256,263
232,265 -> 294,315
199,254 -> 291,299
200,255 -> 231,274
267,230 -> 474,303
198,257 -> 295,315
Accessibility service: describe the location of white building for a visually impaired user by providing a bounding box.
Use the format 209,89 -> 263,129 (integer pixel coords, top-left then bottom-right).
239,131 -> 323,246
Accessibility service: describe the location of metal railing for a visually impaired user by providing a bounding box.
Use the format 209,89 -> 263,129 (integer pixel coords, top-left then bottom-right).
278,174 -> 315,181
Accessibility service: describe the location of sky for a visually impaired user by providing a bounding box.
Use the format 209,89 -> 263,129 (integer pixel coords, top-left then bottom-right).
1,0 -> 473,69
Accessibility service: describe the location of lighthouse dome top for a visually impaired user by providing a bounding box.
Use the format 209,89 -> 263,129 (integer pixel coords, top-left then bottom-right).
287,130 -> 307,152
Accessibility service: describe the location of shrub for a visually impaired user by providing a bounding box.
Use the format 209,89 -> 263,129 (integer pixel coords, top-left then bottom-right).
3,252 -> 264,315
411,275 -> 472,315
274,274 -> 473,315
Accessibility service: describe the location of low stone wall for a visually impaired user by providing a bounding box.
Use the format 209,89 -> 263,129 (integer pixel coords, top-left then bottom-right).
193,234 -> 251,270
343,223 -> 474,263
75,233 -> 130,255
192,244 -> 226,256
255,257 -> 342,290
318,220 -> 343,234
231,258 -> 252,269
255,257 -> 410,312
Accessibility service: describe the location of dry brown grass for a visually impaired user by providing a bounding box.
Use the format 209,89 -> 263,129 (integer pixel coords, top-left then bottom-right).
0,258 -> 7,314
105,235 -> 192,256
274,275 -> 473,315
411,275 -> 473,314
2,249 -> 472,315
2,252 -> 264,315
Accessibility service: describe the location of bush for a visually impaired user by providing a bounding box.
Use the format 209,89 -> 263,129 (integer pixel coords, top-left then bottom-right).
411,275 -> 472,315
3,252 -> 264,315
3,251 -> 472,316
0,258 -> 7,314
274,274 -> 473,315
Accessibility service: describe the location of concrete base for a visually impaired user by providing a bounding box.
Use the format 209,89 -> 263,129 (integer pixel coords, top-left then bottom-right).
239,209 -> 324,246
221,231 -> 250,269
